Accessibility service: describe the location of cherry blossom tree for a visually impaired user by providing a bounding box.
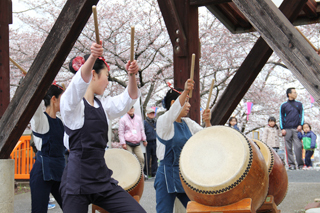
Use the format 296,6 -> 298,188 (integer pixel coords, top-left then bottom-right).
9,0 -> 320,138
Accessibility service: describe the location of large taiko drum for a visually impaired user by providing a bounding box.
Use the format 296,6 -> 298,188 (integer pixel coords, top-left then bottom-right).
104,149 -> 144,199
252,139 -> 288,205
179,126 -> 269,211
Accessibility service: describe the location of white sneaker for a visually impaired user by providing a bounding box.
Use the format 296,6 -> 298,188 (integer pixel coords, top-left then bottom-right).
49,197 -> 55,204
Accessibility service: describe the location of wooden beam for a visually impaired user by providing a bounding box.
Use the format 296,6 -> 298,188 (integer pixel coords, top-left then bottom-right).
232,0 -> 320,103
172,1 -> 200,123
303,0 -> 318,18
211,0 -> 308,125
0,0 -> 12,119
157,0 -> 187,56
190,0 -> 231,6
0,0 -> 99,158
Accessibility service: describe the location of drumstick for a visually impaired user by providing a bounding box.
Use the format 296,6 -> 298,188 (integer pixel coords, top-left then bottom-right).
62,83 -> 66,91
189,53 -> 195,98
129,26 -> 135,76
295,27 -> 317,52
130,26 -> 135,62
92,6 -> 100,44
206,79 -> 215,110
9,57 -> 27,75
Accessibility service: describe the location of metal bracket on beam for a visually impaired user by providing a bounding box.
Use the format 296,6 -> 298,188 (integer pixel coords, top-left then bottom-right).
157,0 -> 187,56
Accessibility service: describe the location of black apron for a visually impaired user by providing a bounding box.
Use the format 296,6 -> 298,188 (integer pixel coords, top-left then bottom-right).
62,97 -> 117,194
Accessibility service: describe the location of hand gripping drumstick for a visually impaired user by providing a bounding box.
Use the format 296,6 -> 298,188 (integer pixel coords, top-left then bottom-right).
130,26 -> 135,76
9,57 -> 27,75
92,6 -> 100,44
189,53 -> 195,98
206,79 -> 215,110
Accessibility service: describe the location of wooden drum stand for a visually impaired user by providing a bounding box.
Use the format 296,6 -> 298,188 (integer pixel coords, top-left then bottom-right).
186,195 -> 280,213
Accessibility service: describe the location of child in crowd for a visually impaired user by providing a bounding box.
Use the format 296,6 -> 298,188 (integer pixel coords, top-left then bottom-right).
30,84 -> 65,213
262,116 -> 282,152
59,41 -> 146,213
298,123 -> 317,170
228,116 -> 240,131
154,79 -> 211,213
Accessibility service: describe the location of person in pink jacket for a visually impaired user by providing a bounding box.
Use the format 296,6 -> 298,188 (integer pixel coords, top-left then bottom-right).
119,106 -> 147,168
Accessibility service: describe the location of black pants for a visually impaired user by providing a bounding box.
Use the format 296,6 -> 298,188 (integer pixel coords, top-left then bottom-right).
30,162 -> 63,213
144,141 -> 158,176
61,183 -> 146,213
305,150 -> 314,167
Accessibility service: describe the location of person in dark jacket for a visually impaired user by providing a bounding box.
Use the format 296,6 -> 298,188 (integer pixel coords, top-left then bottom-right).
280,87 -> 304,170
144,108 -> 157,177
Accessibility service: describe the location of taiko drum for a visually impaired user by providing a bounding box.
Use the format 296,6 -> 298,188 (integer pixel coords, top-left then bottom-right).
104,149 -> 144,198
179,126 -> 269,211
252,139 -> 288,205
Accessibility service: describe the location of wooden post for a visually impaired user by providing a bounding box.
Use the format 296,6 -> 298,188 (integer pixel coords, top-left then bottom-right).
0,0 -> 100,158
157,0 -> 200,123
175,0 -> 200,123
233,0 -> 320,102
210,0 -> 308,125
0,0 -> 12,119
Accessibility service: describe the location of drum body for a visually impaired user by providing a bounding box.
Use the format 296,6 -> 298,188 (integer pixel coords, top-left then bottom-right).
104,149 -> 144,198
252,139 -> 288,205
179,126 -> 268,211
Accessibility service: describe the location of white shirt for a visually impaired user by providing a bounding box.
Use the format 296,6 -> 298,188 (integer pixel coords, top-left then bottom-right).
30,102 -> 49,151
156,98 -> 203,161
60,68 -> 140,149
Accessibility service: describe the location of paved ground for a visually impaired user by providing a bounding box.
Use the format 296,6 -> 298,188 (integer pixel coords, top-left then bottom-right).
14,170 -> 320,213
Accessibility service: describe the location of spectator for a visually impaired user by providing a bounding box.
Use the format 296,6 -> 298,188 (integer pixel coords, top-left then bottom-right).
228,117 -> 240,131
144,108 -> 157,178
119,106 -> 147,169
298,123 -> 317,170
280,87 -> 304,170
262,116 -> 282,152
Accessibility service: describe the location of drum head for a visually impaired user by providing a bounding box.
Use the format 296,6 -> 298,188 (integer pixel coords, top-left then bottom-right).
180,126 -> 252,194
252,139 -> 274,174
104,149 -> 141,191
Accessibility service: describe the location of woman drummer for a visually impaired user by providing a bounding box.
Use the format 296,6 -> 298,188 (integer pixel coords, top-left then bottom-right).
154,79 -> 211,213
30,83 -> 65,213
59,41 -> 146,213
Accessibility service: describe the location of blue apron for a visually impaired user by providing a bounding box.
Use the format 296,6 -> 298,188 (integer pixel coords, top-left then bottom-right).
62,97 -> 117,195
156,120 -> 192,193
32,112 -> 65,181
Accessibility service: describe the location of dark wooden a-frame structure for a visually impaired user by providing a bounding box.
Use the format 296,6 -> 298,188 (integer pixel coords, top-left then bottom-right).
1,0 -> 320,158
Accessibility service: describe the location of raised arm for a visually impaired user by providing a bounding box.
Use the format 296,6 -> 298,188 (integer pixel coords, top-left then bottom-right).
126,60 -> 139,99
81,42 -> 103,83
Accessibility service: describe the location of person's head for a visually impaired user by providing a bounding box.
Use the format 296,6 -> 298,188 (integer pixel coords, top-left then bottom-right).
146,108 -> 155,119
268,116 -> 276,127
228,117 -> 237,127
84,54 -> 110,96
286,87 -> 297,100
69,55 -> 110,96
127,106 -> 135,116
302,123 -> 311,133
43,84 -> 64,111
162,88 -> 190,118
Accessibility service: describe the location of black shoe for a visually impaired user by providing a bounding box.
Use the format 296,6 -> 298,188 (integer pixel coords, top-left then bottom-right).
298,166 -> 304,170
289,166 -> 296,170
